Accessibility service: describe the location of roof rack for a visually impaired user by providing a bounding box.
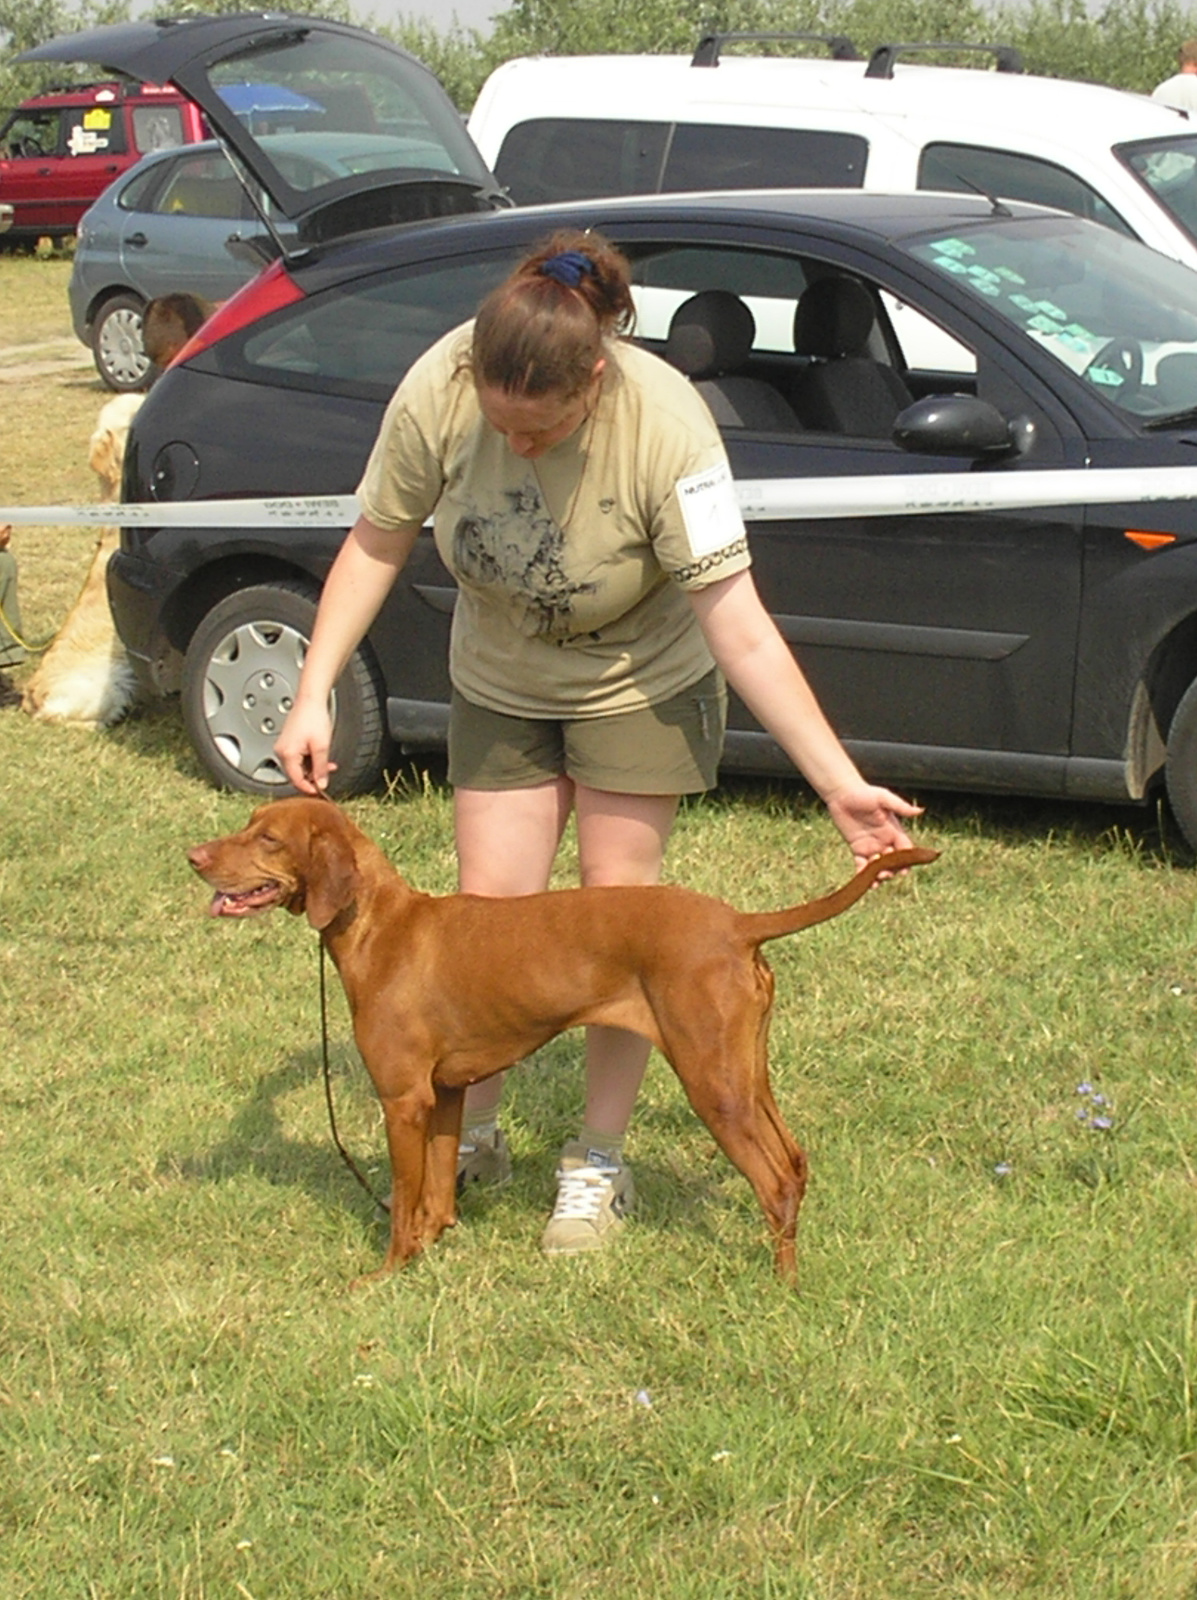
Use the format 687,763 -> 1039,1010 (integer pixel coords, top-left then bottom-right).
691,31 -> 859,68
865,42 -> 1024,79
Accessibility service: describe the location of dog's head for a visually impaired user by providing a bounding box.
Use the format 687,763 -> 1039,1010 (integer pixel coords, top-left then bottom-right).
187,796 -> 361,930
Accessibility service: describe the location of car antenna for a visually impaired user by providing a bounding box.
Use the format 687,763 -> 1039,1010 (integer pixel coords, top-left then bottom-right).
950,170 -> 1013,217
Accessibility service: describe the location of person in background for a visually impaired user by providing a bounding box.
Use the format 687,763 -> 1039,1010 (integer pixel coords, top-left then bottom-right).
0,524 -> 25,707
1153,40 -> 1197,113
275,229 -> 922,1257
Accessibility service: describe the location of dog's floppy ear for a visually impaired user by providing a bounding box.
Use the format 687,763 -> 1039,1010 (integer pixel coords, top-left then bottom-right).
303,821 -> 361,930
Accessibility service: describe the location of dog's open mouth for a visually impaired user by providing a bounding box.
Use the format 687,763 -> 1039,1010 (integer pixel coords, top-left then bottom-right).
207,882 -> 284,917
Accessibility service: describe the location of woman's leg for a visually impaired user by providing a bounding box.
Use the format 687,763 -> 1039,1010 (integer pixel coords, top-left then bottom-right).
574,785 -> 680,1138
540,785 -> 679,1253
454,777 -> 575,1121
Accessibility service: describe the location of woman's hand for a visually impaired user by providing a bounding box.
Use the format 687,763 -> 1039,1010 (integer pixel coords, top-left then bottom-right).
824,782 -> 924,870
275,697 -> 336,794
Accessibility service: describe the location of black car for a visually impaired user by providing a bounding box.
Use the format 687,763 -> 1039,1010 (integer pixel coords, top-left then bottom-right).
27,20 -> 1197,850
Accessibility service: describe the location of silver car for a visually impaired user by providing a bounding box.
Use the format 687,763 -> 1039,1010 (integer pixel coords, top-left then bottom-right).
68,139 -> 259,391
69,127 -> 467,390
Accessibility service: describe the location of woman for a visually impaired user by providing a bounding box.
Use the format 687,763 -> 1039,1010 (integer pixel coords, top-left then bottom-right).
275,229 -> 921,1256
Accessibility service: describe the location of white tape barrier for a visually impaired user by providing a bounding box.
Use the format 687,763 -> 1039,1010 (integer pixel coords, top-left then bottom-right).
0,463 -> 1193,530
0,495 -> 360,528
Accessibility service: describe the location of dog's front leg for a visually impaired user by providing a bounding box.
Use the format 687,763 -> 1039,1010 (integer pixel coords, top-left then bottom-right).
416,1082 -> 465,1247
354,1085 -> 435,1282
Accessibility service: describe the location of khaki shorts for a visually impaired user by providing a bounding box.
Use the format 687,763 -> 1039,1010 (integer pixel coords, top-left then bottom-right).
448,668 -> 727,794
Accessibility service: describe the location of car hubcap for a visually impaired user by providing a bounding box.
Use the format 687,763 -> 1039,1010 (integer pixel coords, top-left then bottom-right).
201,618 -> 333,785
98,307 -> 149,386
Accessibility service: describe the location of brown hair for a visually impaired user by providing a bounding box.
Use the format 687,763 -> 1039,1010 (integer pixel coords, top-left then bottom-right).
1180,37 -> 1197,66
143,292 -> 215,368
470,229 -> 636,399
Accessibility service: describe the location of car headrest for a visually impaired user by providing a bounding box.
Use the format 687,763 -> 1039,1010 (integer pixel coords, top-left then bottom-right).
664,290 -> 756,379
792,276 -> 877,360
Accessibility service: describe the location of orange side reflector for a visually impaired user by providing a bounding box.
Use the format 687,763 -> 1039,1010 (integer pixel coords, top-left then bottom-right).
1125,531 -> 1177,551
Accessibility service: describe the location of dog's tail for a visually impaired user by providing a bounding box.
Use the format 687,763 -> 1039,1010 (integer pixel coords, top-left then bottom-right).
739,846 -> 939,947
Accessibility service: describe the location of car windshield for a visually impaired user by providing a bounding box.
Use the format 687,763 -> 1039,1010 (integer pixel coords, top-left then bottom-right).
905,213 -> 1197,422
206,30 -> 485,194
1117,133 -> 1197,247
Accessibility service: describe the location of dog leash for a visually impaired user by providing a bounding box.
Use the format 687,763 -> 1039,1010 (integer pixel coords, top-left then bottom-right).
319,939 -> 390,1214
0,593 -> 58,654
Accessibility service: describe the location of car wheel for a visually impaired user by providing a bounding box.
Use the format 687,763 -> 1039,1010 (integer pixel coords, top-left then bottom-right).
1165,676 -> 1197,852
181,580 -> 389,797
92,293 -> 151,392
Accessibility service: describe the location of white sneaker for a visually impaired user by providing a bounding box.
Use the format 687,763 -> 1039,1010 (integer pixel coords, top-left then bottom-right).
541,1141 -> 634,1255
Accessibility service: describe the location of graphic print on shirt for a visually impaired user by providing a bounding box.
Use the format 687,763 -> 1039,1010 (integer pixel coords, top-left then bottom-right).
451,480 -> 600,640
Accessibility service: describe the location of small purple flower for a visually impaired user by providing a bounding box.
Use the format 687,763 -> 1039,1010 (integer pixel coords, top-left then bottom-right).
994,1162 -> 1012,1177
1076,1082 -> 1094,1097
1090,1116 -> 1114,1131
1089,1093 -> 1107,1108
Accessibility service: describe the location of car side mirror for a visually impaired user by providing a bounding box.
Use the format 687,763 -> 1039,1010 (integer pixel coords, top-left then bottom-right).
893,394 -> 1032,459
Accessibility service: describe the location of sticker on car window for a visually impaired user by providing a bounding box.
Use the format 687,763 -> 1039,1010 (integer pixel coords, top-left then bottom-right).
83,109 -> 112,130
927,238 -> 975,259
68,125 -> 108,155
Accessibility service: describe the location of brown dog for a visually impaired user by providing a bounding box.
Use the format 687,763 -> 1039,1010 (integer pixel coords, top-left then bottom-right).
188,797 -> 937,1281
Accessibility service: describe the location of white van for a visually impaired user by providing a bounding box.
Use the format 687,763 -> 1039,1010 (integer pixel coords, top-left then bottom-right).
468,37 -> 1197,272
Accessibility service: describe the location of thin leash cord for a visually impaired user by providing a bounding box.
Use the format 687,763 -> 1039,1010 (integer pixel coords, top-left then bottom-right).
319,938 -> 390,1213
0,592 -> 58,654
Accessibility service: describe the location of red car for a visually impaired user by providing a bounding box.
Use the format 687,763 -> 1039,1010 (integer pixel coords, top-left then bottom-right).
0,79 -> 208,242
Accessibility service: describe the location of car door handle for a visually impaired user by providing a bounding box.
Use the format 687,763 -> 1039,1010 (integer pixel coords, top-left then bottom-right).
126,232 -> 148,248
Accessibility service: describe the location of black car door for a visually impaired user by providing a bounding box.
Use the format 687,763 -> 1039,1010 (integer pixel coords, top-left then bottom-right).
628,234 -> 1088,784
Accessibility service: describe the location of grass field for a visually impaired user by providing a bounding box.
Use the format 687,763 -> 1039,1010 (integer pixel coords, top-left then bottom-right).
3,254 -> 1197,1599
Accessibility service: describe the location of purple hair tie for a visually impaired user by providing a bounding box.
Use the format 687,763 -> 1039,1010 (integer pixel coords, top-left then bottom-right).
539,250 -> 595,288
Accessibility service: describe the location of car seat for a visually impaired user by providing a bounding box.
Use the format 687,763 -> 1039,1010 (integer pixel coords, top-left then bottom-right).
664,289 -> 802,430
790,275 -> 913,436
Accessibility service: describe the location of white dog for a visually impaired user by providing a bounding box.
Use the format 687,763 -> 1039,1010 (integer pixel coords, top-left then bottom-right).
21,393 -> 143,728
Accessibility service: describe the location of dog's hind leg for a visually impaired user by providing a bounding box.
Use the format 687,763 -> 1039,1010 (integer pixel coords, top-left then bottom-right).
659,994 -> 808,1281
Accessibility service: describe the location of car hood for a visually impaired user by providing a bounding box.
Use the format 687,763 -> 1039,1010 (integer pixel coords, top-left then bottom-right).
18,13 -> 504,245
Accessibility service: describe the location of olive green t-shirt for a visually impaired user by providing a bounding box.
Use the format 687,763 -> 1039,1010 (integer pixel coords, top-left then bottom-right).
357,323 -> 751,717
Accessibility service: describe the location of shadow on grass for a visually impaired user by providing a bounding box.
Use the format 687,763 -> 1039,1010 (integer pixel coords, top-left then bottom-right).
711,771 -> 1188,863
166,1031 -> 740,1257
166,1046 -> 392,1230
104,701 -> 1190,863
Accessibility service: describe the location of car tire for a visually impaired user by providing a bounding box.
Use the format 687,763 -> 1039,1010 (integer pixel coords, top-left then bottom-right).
1165,676 -> 1197,852
181,580 -> 389,797
92,293 -> 151,392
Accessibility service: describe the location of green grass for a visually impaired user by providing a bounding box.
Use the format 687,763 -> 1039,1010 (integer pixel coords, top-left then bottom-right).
4,255 -> 1197,1598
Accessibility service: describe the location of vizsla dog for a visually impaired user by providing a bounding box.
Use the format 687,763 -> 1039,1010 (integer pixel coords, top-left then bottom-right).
188,797 -> 936,1282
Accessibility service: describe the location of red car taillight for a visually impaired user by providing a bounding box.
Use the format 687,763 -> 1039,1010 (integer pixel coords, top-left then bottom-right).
170,258 -> 306,367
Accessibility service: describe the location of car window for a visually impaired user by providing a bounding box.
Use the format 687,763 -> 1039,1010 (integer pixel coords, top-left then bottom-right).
906,215 -> 1197,417
662,124 -> 866,191
131,103 -> 185,155
204,30 -> 486,198
2,108 -> 62,158
225,253 -> 513,397
493,117 -> 866,204
1119,135 -> 1197,247
62,103 -> 126,158
152,151 -> 246,219
495,120 -> 669,204
631,244 -> 808,347
918,143 -> 1134,236
118,160 -> 168,211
